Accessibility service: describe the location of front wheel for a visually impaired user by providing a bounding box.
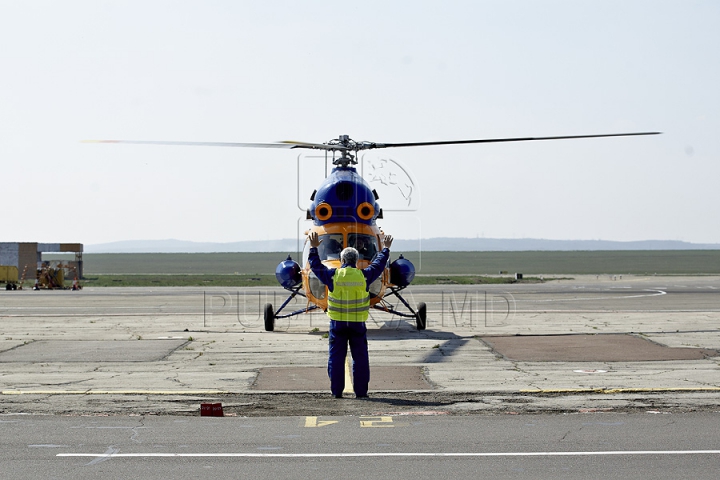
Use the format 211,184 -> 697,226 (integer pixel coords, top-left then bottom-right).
415,302 -> 427,330
264,303 -> 275,332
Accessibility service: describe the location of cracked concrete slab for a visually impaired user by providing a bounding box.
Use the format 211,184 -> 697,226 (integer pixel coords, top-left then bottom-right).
252,366 -> 431,391
479,334 -> 720,362
0,340 -> 188,363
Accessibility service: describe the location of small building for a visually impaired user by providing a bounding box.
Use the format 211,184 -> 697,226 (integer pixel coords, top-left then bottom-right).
0,242 -> 84,281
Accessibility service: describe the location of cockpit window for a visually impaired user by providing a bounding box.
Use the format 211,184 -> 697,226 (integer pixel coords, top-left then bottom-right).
317,234 -> 344,260
348,233 -> 378,261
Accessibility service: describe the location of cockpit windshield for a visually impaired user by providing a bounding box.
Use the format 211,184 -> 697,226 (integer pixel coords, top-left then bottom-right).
348,233 -> 379,261
302,232 -> 379,266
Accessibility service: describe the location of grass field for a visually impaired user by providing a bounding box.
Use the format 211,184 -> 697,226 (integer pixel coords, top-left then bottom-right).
45,250 -> 720,279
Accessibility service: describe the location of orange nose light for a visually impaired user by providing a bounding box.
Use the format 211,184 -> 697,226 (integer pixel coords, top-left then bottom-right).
357,202 -> 374,220
315,203 -> 333,221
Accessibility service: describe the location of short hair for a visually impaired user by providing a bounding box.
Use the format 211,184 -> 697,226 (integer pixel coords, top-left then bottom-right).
340,247 -> 359,265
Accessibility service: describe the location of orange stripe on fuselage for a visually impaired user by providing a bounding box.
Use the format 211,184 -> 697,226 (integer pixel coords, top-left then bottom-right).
305,222 -> 381,239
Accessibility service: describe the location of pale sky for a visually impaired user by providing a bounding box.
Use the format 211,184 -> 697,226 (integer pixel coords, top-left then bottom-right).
1,1 -> 718,246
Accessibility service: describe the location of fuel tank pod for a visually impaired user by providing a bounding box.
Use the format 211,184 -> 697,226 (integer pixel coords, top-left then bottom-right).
390,254 -> 415,287
275,256 -> 301,288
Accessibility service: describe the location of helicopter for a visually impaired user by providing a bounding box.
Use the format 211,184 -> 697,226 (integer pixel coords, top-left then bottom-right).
88,131 -> 660,331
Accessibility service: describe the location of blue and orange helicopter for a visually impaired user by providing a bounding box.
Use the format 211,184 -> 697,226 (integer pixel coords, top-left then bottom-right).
89,131 -> 659,331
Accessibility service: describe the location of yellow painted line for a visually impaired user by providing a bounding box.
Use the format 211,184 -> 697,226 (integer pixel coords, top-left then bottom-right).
343,355 -> 353,394
1,390 -> 230,395
304,416 -> 338,428
360,416 -> 394,428
520,387 -> 720,394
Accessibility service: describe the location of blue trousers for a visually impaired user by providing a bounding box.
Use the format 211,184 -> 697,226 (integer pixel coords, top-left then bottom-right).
328,320 -> 369,397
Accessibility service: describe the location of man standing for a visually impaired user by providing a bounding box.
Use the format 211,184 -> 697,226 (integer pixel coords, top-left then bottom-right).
307,231 -> 393,398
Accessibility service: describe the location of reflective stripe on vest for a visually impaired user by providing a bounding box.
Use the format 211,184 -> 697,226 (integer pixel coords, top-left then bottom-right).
327,267 -> 370,322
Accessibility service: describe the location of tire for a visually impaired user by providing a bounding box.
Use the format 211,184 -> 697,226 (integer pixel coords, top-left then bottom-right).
415,302 -> 427,330
264,303 -> 275,332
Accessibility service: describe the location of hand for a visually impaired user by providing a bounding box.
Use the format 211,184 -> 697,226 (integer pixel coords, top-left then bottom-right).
309,231 -> 322,248
383,235 -> 393,249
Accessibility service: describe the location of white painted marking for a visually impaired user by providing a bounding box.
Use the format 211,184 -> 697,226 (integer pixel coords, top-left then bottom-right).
573,370 -> 608,374
513,289 -> 667,305
343,355 -> 353,394
58,450 -> 720,458
84,447 -> 119,466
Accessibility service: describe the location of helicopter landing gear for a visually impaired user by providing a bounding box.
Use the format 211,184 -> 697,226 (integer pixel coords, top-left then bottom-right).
264,303 -> 275,332
379,286 -> 428,330
415,302 -> 427,330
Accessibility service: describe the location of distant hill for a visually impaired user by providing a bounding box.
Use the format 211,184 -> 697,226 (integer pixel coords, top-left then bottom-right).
406,238 -> 720,251
85,238 -> 720,253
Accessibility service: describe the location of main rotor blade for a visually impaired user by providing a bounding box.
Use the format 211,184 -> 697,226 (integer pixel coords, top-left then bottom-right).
84,131 -> 661,152
371,132 -> 661,149
82,140 -> 300,149
83,139 -> 350,151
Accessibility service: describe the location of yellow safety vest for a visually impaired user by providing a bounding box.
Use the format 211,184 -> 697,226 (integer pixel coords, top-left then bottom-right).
327,267 -> 370,322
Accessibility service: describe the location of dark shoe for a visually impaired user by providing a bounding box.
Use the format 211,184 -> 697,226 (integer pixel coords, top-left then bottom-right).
355,394 -> 369,398
334,394 -> 343,399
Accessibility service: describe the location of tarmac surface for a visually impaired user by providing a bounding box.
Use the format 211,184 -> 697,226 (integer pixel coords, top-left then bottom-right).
1,275 -> 719,416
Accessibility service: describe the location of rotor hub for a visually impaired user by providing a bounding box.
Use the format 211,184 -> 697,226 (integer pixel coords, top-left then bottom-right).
327,135 -> 356,167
